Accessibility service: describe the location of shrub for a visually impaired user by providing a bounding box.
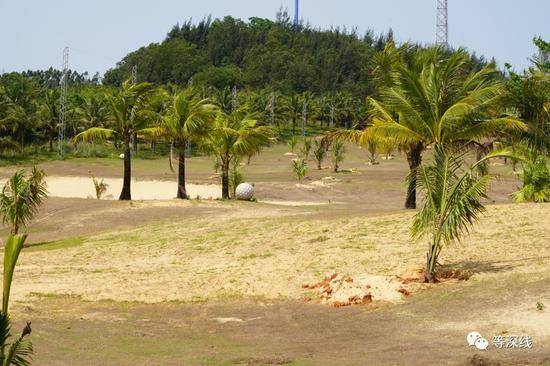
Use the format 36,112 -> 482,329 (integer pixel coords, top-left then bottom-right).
331,142 -> 346,172
229,158 -> 245,198
313,140 -> 327,170
513,156 -> 550,202
287,136 -> 298,153
292,159 -> 308,180
300,138 -> 312,159
91,176 -> 109,200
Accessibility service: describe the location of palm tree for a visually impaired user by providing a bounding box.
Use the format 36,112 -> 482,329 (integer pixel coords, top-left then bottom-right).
368,47 -> 525,208
75,89 -> 109,130
155,88 -> 216,199
512,156 -> 550,203
0,236 -> 33,366
37,89 -> 60,152
0,168 -> 48,365
0,168 -> 47,235
204,107 -> 273,199
411,147 -> 512,282
73,80 -> 154,200
283,94 -> 302,135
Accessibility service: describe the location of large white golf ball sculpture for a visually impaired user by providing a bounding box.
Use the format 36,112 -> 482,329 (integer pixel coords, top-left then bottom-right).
235,183 -> 254,201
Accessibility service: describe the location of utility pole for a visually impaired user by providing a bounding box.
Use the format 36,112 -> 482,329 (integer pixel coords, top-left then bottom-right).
58,47 -> 69,157
301,99 -> 307,137
269,93 -> 275,126
436,0 -> 449,47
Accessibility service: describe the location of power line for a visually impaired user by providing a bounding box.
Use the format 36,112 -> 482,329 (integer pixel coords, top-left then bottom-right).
436,0 -> 449,47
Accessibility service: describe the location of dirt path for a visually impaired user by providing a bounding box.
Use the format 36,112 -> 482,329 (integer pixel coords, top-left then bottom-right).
14,272 -> 550,366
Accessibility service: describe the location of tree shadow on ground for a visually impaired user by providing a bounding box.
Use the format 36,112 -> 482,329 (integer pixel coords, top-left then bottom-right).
450,256 -> 550,275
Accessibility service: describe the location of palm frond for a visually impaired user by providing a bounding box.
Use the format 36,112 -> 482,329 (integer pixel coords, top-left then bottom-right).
73,127 -> 116,144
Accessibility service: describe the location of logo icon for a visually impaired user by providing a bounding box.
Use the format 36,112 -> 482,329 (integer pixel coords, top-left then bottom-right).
467,331 -> 489,350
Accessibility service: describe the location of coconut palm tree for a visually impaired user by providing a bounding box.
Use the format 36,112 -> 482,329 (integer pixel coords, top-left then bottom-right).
37,89 -> 60,152
75,89 -> 109,131
0,236 -> 33,366
368,47 -> 525,208
73,80 -> 154,200
204,107 -> 273,199
0,168 -> 48,365
0,168 -> 47,235
283,94 -> 302,136
411,146 -> 513,282
154,88 -> 216,199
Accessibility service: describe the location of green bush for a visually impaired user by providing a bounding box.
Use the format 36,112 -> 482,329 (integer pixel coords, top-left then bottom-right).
513,156 -> 550,202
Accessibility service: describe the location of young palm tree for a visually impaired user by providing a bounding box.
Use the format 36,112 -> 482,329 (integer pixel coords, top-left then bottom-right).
512,156 -> 550,203
369,47 -> 525,208
0,168 -> 47,235
155,89 -> 216,199
204,107 -> 273,199
73,80 -> 154,200
411,147 -> 511,282
0,168 -> 48,365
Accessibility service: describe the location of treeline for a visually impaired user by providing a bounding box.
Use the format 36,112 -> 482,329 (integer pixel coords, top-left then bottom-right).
102,11 -> 488,95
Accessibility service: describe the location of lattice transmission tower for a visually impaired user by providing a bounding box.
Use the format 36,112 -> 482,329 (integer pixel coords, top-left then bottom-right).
294,0 -> 299,31
436,0 -> 448,47
58,47 -> 69,156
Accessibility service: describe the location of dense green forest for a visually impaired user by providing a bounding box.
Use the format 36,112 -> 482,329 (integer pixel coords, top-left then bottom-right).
103,11 -> 488,95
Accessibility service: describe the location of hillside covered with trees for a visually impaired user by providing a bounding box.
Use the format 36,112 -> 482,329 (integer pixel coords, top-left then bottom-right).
102,10 -> 487,95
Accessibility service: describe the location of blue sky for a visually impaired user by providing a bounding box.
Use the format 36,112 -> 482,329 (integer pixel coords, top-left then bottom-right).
0,0 -> 548,76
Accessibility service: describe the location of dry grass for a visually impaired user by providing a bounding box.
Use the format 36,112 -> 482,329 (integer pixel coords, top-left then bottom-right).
12,203 -> 550,305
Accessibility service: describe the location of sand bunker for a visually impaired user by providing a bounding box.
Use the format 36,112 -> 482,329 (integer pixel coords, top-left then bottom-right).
34,176 -> 221,200
303,274 -> 411,307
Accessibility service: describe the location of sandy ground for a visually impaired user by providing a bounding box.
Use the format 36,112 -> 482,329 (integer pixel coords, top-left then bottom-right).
11,203 -> 550,316
2,144 -> 548,365
0,176 -> 222,200
6,201 -> 550,365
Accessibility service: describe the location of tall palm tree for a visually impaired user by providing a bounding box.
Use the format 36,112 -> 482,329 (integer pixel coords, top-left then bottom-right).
37,89 -> 60,152
155,88 -> 216,199
368,47 -> 525,208
75,89 -> 109,130
411,147 -> 512,282
73,80 -> 154,200
204,107 -> 273,199
283,94 -> 302,135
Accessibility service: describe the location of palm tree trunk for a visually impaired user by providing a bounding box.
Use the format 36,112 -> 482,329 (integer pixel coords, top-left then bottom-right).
177,146 -> 187,199
425,238 -> 440,283
405,142 -> 423,209
119,136 -> 132,200
221,160 -> 230,199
